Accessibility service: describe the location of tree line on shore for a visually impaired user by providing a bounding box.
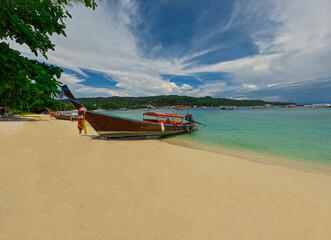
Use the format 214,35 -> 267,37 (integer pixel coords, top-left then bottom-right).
6,94 -> 294,113
62,95 -> 293,111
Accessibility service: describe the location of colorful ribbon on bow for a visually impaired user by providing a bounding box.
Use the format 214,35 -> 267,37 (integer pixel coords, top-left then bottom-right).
78,106 -> 87,135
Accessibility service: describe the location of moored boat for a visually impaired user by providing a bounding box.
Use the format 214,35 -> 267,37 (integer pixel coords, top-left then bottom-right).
311,104 -> 331,108
61,85 -> 199,138
53,113 -> 78,121
252,106 -> 266,109
220,106 -> 235,110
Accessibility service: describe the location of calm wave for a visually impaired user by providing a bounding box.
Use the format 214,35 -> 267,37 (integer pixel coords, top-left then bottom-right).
102,107 -> 331,164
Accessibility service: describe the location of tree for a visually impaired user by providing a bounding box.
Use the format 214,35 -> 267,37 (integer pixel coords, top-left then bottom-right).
0,0 -> 97,112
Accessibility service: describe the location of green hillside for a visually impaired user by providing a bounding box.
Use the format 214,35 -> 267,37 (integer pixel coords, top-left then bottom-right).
62,95 -> 294,110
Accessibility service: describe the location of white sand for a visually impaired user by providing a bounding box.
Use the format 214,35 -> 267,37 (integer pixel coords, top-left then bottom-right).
1,120 -> 330,240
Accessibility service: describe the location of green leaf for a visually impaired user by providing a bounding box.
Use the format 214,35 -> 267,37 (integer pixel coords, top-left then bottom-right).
0,0 -> 97,112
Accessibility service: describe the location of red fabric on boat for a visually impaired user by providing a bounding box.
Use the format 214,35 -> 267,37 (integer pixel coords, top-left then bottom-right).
143,112 -> 184,118
173,105 -> 189,109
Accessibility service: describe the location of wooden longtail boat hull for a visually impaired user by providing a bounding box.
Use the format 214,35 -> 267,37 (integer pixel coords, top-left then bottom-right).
61,85 -> 197,138
84,111 -> 195,137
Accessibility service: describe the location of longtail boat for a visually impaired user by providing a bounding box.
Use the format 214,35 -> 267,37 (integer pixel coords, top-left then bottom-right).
61,85 -> 199,138
53,113 -> 78,121
53,111 -> 79,121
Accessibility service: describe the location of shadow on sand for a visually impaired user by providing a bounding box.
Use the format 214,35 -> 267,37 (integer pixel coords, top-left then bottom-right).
81,134 -> 162,141
0,115 -> 37,122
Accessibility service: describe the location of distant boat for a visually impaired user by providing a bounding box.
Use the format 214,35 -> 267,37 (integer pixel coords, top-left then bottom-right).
287,104 -> 298,108
264,104 -> 273,108
252,106 -> 266,109
311,104 -> 331,108
220,106 -> 235,110
53,111 -> 78,121
61,85 -> 200,138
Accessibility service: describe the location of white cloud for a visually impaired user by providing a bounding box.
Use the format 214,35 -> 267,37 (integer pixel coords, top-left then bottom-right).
243,84 -> 258,89
6,0 -> 331,102
60,73 -> 114,97
8,0 -> 190,97
267,84 -> 279,87
183,0 -> 331,100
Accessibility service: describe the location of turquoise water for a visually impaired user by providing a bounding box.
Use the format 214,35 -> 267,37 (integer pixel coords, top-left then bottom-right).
102,107 -> 331,164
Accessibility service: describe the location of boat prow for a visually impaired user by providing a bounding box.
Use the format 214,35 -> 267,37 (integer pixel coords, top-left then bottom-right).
61,85 -> 198,138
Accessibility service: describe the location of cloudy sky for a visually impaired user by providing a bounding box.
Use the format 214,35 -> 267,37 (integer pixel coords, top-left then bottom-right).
12,0 -> 331,104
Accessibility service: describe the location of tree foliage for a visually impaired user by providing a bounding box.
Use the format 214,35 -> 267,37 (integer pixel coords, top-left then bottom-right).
0,0 -> 96,112
63,95 -> 293,109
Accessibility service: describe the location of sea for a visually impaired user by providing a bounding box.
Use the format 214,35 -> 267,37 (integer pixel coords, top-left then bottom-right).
102,107 -> 331,165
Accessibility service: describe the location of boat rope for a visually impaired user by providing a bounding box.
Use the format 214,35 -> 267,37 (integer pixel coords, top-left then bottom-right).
61,89 -> 87,109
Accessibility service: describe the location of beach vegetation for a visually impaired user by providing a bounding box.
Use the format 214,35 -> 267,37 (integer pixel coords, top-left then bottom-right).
11,109 -> 23,114
98,101 -> 146,110
11,109 -> 40,115
0,0 -> 97,112
63,103 -> 77,111
63,95 -> 294,109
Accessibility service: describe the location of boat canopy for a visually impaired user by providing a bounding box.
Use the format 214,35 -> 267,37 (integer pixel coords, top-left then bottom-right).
172,105 -> 189,109
143,112 -> 184,118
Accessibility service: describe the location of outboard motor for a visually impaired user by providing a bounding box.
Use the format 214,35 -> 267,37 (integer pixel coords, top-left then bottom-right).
185,113 -> 194,124
185,113 -> 195,134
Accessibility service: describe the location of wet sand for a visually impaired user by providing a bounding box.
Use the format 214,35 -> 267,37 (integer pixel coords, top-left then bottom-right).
1,120 -> 330,240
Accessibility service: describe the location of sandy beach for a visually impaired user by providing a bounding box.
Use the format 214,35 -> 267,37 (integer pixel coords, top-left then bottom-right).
1,119 -> 330,240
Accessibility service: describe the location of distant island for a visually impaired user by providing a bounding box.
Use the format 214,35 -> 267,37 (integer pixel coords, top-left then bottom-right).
63,95 -> 296,110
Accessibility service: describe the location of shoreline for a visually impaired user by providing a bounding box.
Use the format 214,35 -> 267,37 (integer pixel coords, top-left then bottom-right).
2,118 -> 331,174
1,120 -> 331,239
162,137 -> 331,175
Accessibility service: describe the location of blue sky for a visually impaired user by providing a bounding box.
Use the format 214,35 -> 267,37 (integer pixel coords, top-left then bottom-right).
10,0 -> 331,104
